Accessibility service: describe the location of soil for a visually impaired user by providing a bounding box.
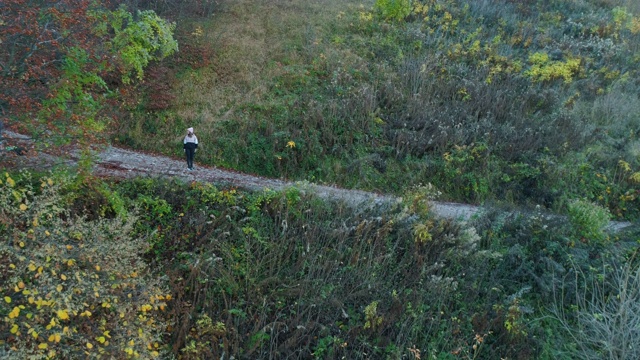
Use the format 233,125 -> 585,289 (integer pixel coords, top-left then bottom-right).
1,130 -> 632,231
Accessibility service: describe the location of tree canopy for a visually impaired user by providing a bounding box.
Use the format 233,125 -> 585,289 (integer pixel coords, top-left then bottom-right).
0,0 -> 177,147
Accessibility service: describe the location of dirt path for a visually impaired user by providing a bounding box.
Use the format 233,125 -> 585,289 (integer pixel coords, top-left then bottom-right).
94,145 -> 481,218
2,130 -> 631,230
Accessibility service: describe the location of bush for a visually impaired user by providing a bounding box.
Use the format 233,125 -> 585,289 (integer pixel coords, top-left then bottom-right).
115,177 -> 510,359
374,0 -> 412,22
0,172 -> 171,358
567,198 -> 611,243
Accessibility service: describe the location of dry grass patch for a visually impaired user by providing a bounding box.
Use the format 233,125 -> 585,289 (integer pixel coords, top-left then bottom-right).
171,0 -> 367,126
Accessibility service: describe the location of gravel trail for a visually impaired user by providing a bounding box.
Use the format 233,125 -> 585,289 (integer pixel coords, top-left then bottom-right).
2,130 -> 631,230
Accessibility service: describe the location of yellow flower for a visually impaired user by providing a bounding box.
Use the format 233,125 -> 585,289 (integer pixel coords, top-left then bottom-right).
19,204 -> 27,211
286,141 -> 296,148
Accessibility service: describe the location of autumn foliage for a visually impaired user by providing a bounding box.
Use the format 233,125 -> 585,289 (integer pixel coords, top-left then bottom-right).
0,0 -> 177,148
0,172 -> 171,358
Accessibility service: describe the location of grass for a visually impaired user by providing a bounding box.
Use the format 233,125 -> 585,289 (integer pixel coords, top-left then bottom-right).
170,0 -> 353,124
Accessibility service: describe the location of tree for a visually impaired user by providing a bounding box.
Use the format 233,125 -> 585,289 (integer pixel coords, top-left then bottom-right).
0,0 -> 177,150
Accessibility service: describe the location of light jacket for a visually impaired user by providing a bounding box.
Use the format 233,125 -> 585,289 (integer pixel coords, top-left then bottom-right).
183,134 -> 198,150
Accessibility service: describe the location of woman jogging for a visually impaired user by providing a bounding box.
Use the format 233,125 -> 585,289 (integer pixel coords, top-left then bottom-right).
183,127 -> 198,170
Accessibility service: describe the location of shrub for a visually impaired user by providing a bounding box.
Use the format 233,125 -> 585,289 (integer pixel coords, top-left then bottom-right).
124,178 -> 501,359
524,52 -> 582,83
567,198 -> 611,243
374,0 -> 413,22
0,172 -> 171,358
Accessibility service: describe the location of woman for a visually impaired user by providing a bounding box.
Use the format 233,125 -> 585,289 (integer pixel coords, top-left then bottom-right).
183,127 -> 199,170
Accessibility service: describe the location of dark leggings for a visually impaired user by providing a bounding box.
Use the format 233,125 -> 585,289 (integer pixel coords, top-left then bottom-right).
185,148 -> 195,169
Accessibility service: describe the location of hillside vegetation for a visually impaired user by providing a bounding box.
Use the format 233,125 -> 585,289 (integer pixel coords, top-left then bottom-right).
1,170 -> 637,359
3,0 -> 640,359
116,0 -> 640,221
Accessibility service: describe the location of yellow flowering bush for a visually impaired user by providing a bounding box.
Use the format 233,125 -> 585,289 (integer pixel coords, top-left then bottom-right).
0,172 -> 171,359
524,51 -> 581,84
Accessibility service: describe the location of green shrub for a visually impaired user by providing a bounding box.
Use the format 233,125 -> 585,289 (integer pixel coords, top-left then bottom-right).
524,52 -> 582,84
374,0 -> 413,22
567,198 -> 611,243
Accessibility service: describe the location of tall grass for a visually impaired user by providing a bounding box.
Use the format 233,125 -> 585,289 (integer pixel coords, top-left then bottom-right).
4,169 -> 636,358
105,175 -> 637,359
112,177 -> 557,359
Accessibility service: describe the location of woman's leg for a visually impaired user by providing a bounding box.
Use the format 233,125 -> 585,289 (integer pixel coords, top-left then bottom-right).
185,148 -> 193,169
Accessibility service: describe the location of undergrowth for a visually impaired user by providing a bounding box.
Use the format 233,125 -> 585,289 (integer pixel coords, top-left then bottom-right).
2,170 -> 638,358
